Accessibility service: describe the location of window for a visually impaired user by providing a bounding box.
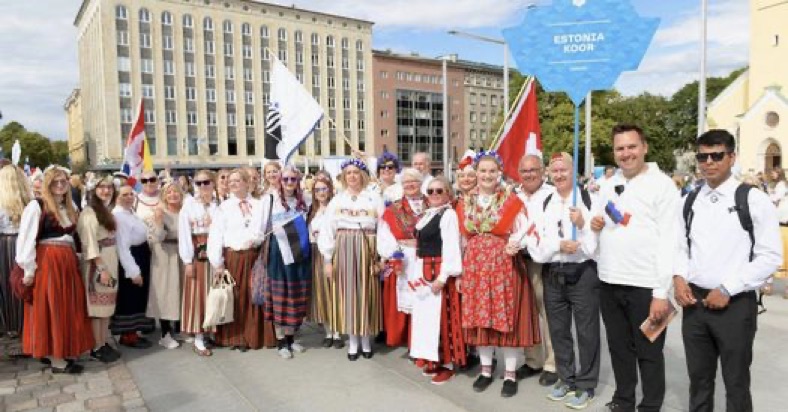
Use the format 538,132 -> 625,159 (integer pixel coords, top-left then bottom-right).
205,65 -> 215,78
312,74 -> 320,87
358,119 -> 365,130
294,30 -> 303,43
242,23 -> 251,36
244,68 -> 253,81
357,79 -> 365,91
141,59 -> 153,73
142,84 -> 154,98
356,60 -> 365,71
203,17 -> 213,31
480,93 -> 487,106
381,91 -> 389,99
278,28 -> 287,41
223,20 -> 233,33
344,119 -> 351,130
226,90 -> 236,103
165,110 -> 176,124
119,83 -> 131,97
357,99 -> 365,111
262,93 -> 270,105
356,40 -> 363,52
491,95 -> 498,107
161,11 -> 173,25
117,30 -> 128,46
326,35 -> 335,47
225,67 -> 235,80
327,76 -> 335,89
343,97 -> 351,110
262,48 -> 270,61
224,42 -> 233,56
470,129 -> 477,141
116,5 -> 127,19
342,77 -> 350,90
163,60 -> 175,75
140,33 -> 151,48
243,45 -> 252,59
278,49 -> 287,61
120,108 -> 133,123
260,25 -> 269,38
164,86 -> 175,100
341,57 -> 349,69
328,97 -> 336,109
295,51 -> 303,65
380,71 -> 388,79
207,112 -> 217,125
227,113 -> 237,126
245,113 -> 254,127
481,113 -> 487,124
185,61 -> 195,77
205,40 -> 215,54
183,14 -> 193,27
186,87 -> 196,101
144,109 -> 155,123
341,38 -> 349,49
206,88 -> 216,102
296,72 -> 303,83
470,112 -> 477,123
311,33 -> 319,45
311,51 -> 319,65
187,111 -> 198,125
184,37 -> 194,52
327,54 -> 334,68
263,70 -> 270,83
139,8 -> 150,23
470,93 -> 477,105
245,91 -> 254,104
163,35 -> 174,50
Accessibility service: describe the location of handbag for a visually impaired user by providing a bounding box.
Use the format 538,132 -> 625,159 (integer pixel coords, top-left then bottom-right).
10,264 -> 33,303
203,270 -> 236,328
250,194 -> 274,306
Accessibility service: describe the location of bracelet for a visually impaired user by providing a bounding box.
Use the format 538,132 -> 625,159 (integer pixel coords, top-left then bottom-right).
718,285 -> 731,297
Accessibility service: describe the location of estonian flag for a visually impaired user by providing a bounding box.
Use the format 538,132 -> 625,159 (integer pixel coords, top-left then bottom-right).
272,211 -> 311,265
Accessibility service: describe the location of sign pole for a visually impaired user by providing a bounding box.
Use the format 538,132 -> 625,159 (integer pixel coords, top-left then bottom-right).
572,103 -> 581,240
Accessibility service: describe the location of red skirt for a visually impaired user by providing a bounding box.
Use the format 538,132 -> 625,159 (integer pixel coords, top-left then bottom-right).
215,248 -> 275,349
382,271 -> 410,347
23,243 -> 94,359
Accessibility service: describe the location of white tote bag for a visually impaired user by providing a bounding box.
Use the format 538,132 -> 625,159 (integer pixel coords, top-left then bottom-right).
203,270 -> 236,328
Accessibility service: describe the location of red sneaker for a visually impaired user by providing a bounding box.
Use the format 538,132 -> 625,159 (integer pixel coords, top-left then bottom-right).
414,359 -> 428,369
422,364 -> 439,377
431,368 -> 454,385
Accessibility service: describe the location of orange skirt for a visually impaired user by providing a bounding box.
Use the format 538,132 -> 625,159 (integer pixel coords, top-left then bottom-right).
23,243 -> 94,359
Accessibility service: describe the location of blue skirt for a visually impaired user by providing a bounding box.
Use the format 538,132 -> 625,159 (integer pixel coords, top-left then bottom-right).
263,239 -> 312,328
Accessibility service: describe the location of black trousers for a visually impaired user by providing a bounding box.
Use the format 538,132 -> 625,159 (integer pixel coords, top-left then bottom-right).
544,261 -> 601,390
683,285 -> 757,412
600,282 -> 665,412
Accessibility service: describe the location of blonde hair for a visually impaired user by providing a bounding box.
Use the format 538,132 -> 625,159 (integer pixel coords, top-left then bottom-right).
400,167 -> 423,183
339,164 -> 370,190
427,176 -> 455,202
262,162 -> 282,193
159,181 -> 184,212
0,166 -> 32,226
41,168 -> 78,226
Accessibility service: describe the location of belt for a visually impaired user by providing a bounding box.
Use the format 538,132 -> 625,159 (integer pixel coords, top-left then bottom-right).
163,239 -> 178,245
689,283 -> 756,300
337,228 -> 375,234
39,240 -> 75,248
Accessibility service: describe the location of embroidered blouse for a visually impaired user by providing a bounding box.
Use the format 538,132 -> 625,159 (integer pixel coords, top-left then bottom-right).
178,195 -> 219,264
207,193 -> 271,268
317,190 -> 385,261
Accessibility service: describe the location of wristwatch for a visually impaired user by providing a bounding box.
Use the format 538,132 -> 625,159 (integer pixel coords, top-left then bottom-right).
717,285 -> 731,297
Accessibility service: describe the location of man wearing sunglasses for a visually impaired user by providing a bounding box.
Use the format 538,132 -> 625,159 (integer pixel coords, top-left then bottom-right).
673,129 -> 782,412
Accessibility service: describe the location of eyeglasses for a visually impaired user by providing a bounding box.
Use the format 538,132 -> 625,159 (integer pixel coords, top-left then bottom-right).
52,179 -> 69,186
282,177 -> 300,183
314,187 -> 330,193
426,188 -> 444,195
695,151 -> 730,162
380,164 -> 397,171
194,180 -> 211,187
519,168 -> 542,174
141,178 -> 158,184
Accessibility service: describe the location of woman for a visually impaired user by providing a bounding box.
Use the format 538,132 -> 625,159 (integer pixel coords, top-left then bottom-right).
208,168 -> 275,351
377,151 -> 402,204
307,175 -> 340,348
264,166 -> 312,358
70,174 -> 85,211
16,166 -> 94,373
454,152 -> 478,207
0,165 -> 31,337
112,183 -> 156,348
147,182 -> 184,349
377,168 -> 425,347
262,162 -> 282,196
411,177 -> 465,385
217,169 -> 231,201
458,151 -> 539,398
318,159 -> 385,361
179,170 -> 219,356
76,175 -> 122,363
769,168 -> 788,204
177,175 -> 193,197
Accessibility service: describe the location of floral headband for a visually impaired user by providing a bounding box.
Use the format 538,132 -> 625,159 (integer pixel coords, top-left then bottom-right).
341,158 -> 369,173
473,150 -> 503,168
44,164 -> 71,176
377,151 -> 401,172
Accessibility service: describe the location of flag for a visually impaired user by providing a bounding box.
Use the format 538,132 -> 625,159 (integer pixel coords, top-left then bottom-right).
123,100 -> 153,179
271,211 -> 311,265
493,77 -> 542,182
266,56 -> 324,164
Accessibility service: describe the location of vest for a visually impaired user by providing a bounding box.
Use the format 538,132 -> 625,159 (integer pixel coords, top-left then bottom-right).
416,210 -> 445,258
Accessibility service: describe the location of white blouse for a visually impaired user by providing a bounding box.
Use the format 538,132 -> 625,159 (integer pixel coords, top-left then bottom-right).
318,190 -> 385,261
207,193 -> 270,268
414,206 -> 464,283
135,193 -> 160,222
0,207 -> 19,235
113,206 -> 149,278
309,206 -> 328,244
178,195 -> 219,264
15,201 -> 74,279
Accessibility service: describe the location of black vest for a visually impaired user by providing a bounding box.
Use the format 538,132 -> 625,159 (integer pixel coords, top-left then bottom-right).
37,201 -> 77,241
416,210 -> 445,258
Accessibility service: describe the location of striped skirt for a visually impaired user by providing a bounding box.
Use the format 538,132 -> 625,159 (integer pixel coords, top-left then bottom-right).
23,243 -> 94,359
0,233 -> 23,335
309,243 -> 333,327
181,235 -> 215,334
110,243 -> 156,335
264,239 -> 311,328
331,229 -> 381,336
215,248 -> 276,349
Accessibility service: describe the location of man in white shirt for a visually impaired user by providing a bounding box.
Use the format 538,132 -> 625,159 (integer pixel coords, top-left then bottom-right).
673,130 -> 782,412
411,152 -> 434,194
590,124 -> 678,412
513,154 -> 558,386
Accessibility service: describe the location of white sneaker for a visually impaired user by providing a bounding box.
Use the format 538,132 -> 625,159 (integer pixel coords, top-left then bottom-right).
184,336 -> 195,343
290,341 -> 306,353
277,347 -> 293,359
158,334 -> 180,349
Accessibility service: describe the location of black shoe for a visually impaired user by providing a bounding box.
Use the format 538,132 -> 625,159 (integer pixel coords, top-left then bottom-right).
374,331 -> 386,344
238,346 -> 249,353
52,363 -> 84,374
333,339 -> 345,349
472,375 -> 494,392
90,348 -> 113,364
102,344 -> 121,362
459,354 -> 480,372
322,337 -> 333,348
501,379 -> 518,398
120,339 -> 152,349
604,401 -> 628,412
361,351 -> 374,359
539,371 -> 558,386
347,352 -> 360,361
516,364 -> 542,380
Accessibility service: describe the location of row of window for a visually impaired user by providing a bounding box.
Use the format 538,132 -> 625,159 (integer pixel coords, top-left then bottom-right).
469,93 -> 500,107
388,71 -> 451,86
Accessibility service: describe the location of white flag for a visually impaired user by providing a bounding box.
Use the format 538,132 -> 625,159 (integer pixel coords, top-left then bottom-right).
267,57 -> 324,165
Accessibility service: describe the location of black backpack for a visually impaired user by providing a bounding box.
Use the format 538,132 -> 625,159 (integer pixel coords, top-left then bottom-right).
543,185 -> 592,211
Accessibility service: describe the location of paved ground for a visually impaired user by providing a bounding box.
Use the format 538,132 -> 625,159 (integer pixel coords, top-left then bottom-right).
3,281 -> 788,411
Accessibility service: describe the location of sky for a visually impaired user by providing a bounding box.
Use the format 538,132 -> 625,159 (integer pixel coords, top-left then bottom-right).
0,0 -> 750,141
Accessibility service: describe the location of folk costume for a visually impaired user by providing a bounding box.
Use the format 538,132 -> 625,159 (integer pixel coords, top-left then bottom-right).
147,208 -> 182,340
0,207 -> 23,335
76,206 -> 119,318
308,203 -> 339,344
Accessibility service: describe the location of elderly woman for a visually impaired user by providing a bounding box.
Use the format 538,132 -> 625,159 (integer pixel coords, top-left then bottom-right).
147,182 -> 185,349
318,159 -> 385,361
307,174 -> 339,347
76,175 -> 122,363
16,166 -> 94,373
377,151 -> 403,204
0,165 -> 31,337
179,170 -> 220,356
264,166 -> 313,359
377,168 -> 425,348
208,168 -> 275,351
411,176 -> 466,385
458,151 -> 540,398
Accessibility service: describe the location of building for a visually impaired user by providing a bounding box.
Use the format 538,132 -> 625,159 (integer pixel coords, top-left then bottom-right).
72,0 -> 374,170
372,50 -> 504,172
706,0 -> 787,173
64,89 -> 88,166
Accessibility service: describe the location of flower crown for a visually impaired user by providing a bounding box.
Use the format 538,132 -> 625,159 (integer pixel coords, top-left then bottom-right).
473,150 -> 503,168
341,158 -> 369,173
377,151 -> 401,172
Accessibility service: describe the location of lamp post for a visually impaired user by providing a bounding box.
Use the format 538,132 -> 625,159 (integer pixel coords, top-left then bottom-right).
447,30 -> 510,116
698,0 -> 708,135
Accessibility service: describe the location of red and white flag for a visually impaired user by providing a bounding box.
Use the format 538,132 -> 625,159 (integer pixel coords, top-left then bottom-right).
493,77 -> 542,182
123,100 -> 153,179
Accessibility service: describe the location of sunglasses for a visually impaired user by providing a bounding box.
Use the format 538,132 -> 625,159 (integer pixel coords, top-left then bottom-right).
426,188 -> 444,195
695,151 -> 730,162
141,178 -> 158,184
379,164 -> 397,171
282,176 -> 300,183
52,179 -> 69,186
194,180 -> 211,187
314,187 -> 330,193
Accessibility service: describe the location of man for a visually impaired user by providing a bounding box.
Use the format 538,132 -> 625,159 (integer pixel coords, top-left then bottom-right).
526,153 -> 599,409
597,166 -> 616,187
411,152 -> 433,194
674,130 -> 781,412
514,154 -> 558,386
590,124 -> 677,412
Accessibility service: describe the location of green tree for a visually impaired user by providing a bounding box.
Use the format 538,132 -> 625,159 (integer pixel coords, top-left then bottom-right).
0,121 -> 61,168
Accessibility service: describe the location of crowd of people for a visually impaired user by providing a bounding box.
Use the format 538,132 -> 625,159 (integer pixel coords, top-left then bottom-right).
0,124 -> 783,412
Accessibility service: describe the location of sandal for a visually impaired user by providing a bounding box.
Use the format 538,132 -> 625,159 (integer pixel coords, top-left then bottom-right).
193,346 -> 212,357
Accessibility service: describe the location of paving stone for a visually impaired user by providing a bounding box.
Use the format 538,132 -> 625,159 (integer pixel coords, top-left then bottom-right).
0,371 -> 19,380
25,407 -> 55,412
1,385 -> 16,395
49,374 -> 77,384
74,387 -> 113,401
120,389 -> 140,400
61,383 -> 86,394
110,379 -> 136,393
4,391 -> 34,404
85,395 -> 121,410
19,374 -> 50,385
30,386 -> 61,398
15,370 -> 43,380
54,401 -> 87,412
6,397 -> 39,412
16,381 -> 48,394
0,363 -> 26,374
86,379 -> 112,391
121,398 -> 145,409
125,408 -> 148,412
39,393 -> 76,408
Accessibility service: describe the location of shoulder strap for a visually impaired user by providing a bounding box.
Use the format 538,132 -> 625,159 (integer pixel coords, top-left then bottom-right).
734,184 -> 755,262
542,193 -> 553,211
580,186 -> 592,210
683,186 -> 702,258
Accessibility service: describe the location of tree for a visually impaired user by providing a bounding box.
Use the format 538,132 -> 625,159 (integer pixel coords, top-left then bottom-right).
0,121 -> 63,168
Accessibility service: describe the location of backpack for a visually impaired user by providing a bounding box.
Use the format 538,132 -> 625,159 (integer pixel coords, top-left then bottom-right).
543,185 -> 593,211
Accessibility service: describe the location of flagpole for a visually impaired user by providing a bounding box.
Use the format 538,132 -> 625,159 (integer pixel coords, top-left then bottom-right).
488,76 -> 532,150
